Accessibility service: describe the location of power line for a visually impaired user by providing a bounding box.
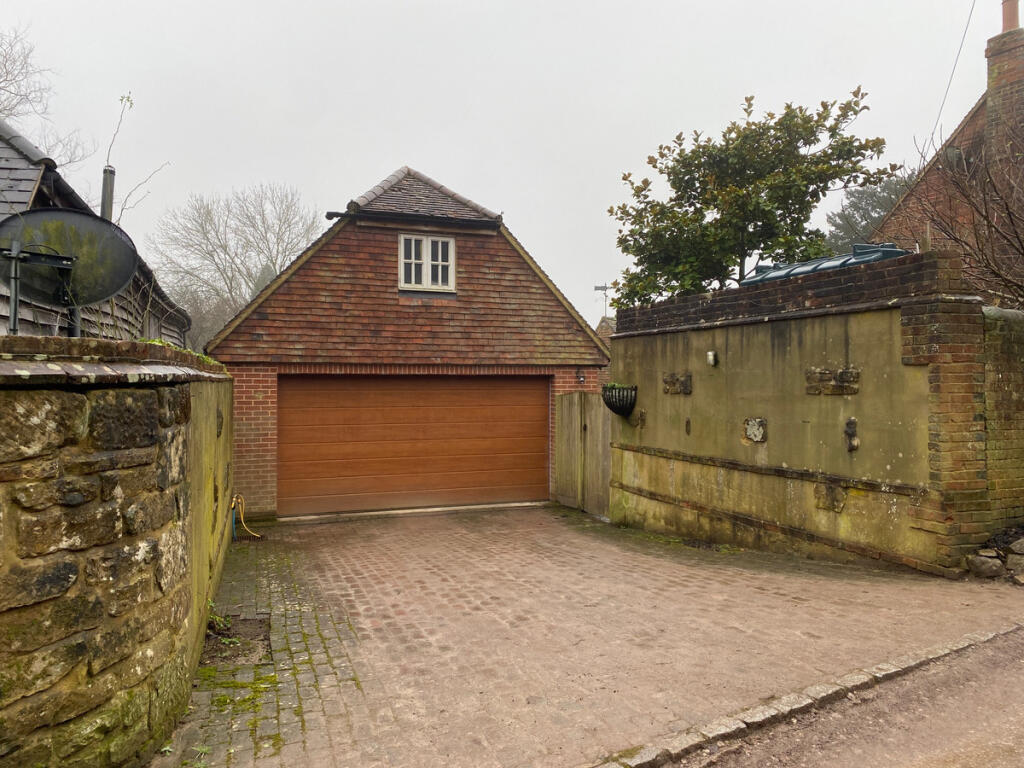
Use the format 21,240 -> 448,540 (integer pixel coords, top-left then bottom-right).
928,0 -> 977,153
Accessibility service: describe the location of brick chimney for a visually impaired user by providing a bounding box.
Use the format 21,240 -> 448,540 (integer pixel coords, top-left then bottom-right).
987,0 -> 1024,145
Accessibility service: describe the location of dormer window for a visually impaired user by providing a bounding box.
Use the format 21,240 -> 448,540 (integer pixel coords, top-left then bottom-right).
399,234 -> 455,291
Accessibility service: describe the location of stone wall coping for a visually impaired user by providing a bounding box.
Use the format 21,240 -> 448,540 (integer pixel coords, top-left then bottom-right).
0,358 -> 229,387
0,337 -> 228,387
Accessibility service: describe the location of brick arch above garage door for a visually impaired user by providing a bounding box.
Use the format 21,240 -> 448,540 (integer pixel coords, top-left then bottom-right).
277,375 -> 550,515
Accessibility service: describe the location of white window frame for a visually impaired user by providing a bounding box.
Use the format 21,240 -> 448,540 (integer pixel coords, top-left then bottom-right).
398,234 -> 456,292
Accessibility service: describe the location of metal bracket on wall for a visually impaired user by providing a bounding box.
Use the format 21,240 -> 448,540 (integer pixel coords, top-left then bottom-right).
844,417 -> 860,452
663,372 -> 692,395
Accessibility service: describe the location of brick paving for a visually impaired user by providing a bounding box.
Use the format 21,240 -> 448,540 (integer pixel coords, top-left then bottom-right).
151,506 -> 1024,768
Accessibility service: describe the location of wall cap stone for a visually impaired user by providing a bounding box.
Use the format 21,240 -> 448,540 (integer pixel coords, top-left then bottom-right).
0,338 -> 229,388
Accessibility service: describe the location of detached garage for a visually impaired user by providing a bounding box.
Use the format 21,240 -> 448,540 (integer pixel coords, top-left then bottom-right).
207,167 -> 608,518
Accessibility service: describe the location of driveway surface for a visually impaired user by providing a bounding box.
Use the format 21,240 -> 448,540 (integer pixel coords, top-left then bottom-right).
153,506 -> 1023,768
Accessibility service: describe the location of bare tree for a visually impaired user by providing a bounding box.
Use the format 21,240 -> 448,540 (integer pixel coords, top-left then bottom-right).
149,184 -> 322,349
0,26 -> 49,121
0,26 -> 92,168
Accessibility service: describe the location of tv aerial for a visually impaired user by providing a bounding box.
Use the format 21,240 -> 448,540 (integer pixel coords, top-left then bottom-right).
0,208 -> 139,336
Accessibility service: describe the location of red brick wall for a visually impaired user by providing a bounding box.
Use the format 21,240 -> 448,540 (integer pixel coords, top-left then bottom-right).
230,365 -> 278,516
228,363 -> 604,516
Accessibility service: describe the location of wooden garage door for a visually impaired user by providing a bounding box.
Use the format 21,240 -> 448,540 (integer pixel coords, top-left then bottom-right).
277,376 -> 549,516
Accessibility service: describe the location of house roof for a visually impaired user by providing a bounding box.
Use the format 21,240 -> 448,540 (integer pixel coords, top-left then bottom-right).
871,96 -> 987,242
0,117 -> 90,215
345,166 -> 501,225
207,170 -> 609,365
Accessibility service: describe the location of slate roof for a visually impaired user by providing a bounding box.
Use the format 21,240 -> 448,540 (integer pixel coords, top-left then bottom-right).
347,166 -> 501,224
0,117 -> 88,215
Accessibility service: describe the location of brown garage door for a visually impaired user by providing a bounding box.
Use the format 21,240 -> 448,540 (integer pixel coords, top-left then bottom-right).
277,375 -> 549,516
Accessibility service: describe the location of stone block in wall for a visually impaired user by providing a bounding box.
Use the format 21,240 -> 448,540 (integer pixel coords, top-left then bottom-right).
0,391 -> 87,463
16,500 -> 123,558
155,524 -> 187,594
63,446 -> 156,475
146,645 -> 192,751
84,540 -> 157,616
156,427 -> 187,490
12,476 -> 101,511
50,694 -> 120,760
0,634 -> 89,709
0,556 -> 78,612
0,737 -> 50,768
99,466 -> 157,502
137,583 -> 190,646
157,385 -> 191,428
0,593 -> 104,654
88,390 -> 159,450
0,457 -> 58,484
121,492 -> 175,536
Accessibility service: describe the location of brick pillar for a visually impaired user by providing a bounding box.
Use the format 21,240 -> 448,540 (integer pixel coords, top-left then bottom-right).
227,364 -> 278,516
901,254 -> 989,567
986,21 -> 1024,152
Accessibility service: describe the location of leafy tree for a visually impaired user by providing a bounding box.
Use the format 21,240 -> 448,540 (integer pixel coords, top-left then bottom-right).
609,89 -> 900,306
148,184 -> 322,349
824,171 -> 917,255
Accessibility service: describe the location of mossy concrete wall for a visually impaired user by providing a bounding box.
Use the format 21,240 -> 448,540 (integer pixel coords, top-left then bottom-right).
610,252 -> 1024,575
0,338 -> 233,768
610,309 -> 943,566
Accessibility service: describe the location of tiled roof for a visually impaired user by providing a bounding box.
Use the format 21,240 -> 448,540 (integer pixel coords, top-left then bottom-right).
348,167 -> 501,223
209,220 -> 608,367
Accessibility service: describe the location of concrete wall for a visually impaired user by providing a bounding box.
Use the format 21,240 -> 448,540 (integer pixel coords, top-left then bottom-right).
554,392 -> 610,518
0,338 -> 232,768
610,251 -> 1024,575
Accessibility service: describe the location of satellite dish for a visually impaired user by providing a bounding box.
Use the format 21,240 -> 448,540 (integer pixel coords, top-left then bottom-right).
0,208 -> 139,307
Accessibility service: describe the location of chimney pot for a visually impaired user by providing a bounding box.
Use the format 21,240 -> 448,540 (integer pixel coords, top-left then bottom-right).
1004,0 -> 1020,34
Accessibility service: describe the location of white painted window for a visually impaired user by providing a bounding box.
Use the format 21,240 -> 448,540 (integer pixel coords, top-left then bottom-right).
399,235 -> 455,291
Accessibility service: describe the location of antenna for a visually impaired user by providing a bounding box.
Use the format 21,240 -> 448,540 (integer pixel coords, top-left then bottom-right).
594,284 -> 611,316
0,208 -> 139,336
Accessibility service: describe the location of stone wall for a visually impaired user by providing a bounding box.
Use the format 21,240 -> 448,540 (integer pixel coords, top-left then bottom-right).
609,251 -> 1024,576
0,338 -> 233,768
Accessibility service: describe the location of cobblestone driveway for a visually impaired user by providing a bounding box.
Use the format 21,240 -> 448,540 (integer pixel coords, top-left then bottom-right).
153,506 -> 1023,768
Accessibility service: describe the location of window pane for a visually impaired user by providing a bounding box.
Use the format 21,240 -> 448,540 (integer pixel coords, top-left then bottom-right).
414,262 -> 422,283
431,263 -> 439,285
404,262 -> 412,284
441,264 -> 449,286
414,239 -> 422,259
440,241 -> 449,261
403,238 -> 412,259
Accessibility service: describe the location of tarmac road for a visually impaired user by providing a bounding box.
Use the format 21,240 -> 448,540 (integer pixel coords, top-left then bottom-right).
673,628 -> 1024,768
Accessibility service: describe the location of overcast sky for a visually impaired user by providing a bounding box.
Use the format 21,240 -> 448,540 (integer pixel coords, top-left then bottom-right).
10,0 -> 1002,326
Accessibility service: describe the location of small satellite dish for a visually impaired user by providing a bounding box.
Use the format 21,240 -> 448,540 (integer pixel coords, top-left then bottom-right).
0,208 -> 139,307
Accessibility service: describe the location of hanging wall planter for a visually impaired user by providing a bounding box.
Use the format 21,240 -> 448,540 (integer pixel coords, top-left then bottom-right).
602,384 -> 637,417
